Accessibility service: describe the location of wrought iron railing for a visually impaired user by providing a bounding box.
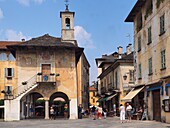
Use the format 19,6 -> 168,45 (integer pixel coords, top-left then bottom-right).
13,74 -> 37,99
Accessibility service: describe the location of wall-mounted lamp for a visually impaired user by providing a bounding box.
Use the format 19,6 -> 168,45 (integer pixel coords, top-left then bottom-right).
123,74 -> 128,81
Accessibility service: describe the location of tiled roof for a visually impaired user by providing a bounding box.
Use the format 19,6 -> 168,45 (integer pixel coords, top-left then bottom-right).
10,34 -> 76,48
0,41 -> 22,49
125,0 -> 146,22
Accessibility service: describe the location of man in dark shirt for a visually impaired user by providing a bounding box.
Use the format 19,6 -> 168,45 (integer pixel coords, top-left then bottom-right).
91,105 -> 96,120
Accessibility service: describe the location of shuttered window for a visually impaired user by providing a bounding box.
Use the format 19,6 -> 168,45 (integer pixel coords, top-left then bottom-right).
5,68 -> 14,77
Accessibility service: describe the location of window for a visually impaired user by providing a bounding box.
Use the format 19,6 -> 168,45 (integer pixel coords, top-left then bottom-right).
138,64 -> 142,78
160,14 -> 165,35
5,68 -> 14,78
129,70 -> 134,82
148,57 -> 152,74
161,50 -> 166,69
138,35 -> 141,52
5,86 -> 12,95
148,26 -> 152,44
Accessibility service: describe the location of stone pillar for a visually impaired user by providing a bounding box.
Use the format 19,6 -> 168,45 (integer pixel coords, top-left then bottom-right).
5,99 -> 20,121
44,99 -> 49,119
69,98 -> 78,119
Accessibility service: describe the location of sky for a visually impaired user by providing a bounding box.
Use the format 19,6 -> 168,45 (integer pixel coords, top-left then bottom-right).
0,0 -> 137,84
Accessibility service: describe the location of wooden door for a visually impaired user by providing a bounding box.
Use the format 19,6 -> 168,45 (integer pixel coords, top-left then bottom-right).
152,90 -> 161,121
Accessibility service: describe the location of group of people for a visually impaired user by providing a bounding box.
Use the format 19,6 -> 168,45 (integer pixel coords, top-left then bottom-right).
50,104 -> 68,120
91,105 -> 108,120
119,103 -> 143,123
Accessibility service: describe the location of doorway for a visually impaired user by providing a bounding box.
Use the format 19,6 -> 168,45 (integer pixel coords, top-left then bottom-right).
152,89 -> 161,121
42,64 -> 51,81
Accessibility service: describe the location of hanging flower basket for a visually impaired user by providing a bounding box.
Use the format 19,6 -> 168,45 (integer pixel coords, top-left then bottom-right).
22,81 -> 27,85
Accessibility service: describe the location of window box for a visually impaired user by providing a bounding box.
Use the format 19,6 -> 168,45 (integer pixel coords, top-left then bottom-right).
37,72 -> 42,75
160,67 -> 166,71
22,81 -> 27,85
50,73 -> 55,76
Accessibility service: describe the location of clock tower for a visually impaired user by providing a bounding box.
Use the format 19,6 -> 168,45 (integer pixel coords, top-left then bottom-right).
60,4 -> 75,44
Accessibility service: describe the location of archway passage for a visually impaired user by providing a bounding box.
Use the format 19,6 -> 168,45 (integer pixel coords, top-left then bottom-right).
23,92 -> 45,119
50,92 -> 69,119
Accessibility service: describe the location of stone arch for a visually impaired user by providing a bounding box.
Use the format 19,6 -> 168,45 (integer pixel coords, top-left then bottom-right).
21,92 -> 45,119
50,92 -> 69,118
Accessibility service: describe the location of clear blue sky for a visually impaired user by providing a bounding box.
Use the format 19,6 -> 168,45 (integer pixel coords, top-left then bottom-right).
0,0 -> 136,84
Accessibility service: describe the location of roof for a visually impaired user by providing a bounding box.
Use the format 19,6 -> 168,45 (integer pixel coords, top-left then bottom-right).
97,52 -> 134,79
0,41 -> 22,49
2,34 -> 84,63
125,0 -> 146,22
89,87 -> 97,91
9,34 -> 76,48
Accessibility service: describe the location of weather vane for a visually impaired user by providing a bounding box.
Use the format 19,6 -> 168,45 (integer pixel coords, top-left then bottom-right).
65,0 -> 69,6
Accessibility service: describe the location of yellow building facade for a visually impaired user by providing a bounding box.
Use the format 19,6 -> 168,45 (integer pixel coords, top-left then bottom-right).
0,5 -> 90,121
125,0 -> 170,123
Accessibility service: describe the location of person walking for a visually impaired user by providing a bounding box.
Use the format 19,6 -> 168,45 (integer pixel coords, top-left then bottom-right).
64,104 -> 68,119
50,106 -> 54,120
102,105 -> 107,119
97,105 -> 103,119
78,104 -> 82,119
91,105 -> 96,120
126,103 -> 132,122
119,104 -> 125,123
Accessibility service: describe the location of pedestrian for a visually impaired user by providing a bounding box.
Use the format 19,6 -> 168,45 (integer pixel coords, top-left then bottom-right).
126,103 -> 132,122
119,104 -> 125,123
97,105 -> 103,119
102,105 -> 107,119
78,104 -> 82,119
50,106 -> 54,120
64,104 -> 68,119
29,106 -> 34,117
91,105 -> 96,120
136,106 -> 143,120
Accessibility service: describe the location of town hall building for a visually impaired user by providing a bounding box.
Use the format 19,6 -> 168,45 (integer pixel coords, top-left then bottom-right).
0,5 -> 90,121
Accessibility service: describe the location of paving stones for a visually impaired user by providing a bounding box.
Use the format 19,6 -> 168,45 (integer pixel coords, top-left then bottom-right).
0,117 -> 169,128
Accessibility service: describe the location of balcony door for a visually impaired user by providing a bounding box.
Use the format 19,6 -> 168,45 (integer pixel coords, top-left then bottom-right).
42,64 -> 51,81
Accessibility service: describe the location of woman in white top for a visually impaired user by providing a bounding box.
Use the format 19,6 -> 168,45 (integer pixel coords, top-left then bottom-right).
119,104 -> 125,123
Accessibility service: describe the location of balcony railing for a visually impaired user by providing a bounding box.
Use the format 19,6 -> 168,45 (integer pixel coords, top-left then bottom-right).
37,74 -> 57,83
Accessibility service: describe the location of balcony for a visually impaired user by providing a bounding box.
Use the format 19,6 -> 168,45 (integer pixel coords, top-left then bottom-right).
36,73 -> 60,85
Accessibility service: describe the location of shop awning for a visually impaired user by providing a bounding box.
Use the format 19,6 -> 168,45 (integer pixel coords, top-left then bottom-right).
97,94 -> 117,102
106,94 -> 117,101
121,86 -> 144,102
97,97 -> 107,102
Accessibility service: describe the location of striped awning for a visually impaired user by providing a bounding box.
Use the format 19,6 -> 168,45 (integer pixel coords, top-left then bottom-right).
121,86 -> 144,102
106,94 -> 117,101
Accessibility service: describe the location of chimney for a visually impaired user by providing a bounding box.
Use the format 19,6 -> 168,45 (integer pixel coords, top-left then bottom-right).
126,44 -> 132,55
117,46 -> 123,54
21,39 -> 25,42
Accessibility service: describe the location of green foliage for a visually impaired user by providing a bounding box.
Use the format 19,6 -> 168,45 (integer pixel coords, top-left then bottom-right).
36,99 -> 45,104
0,100 -> 4,106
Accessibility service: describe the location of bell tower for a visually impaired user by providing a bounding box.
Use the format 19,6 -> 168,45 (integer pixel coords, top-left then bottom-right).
60,1 -> 75,44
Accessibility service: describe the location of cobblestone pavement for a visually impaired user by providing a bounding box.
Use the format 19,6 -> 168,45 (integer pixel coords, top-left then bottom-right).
0,117 -> 170,128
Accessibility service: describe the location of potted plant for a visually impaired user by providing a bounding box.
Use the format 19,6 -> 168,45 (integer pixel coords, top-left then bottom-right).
22,81 -> 27,85
50,73 -> 55,76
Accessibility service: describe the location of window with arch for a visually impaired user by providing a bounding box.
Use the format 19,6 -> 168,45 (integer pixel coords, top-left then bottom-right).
65,18 -> 70,29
